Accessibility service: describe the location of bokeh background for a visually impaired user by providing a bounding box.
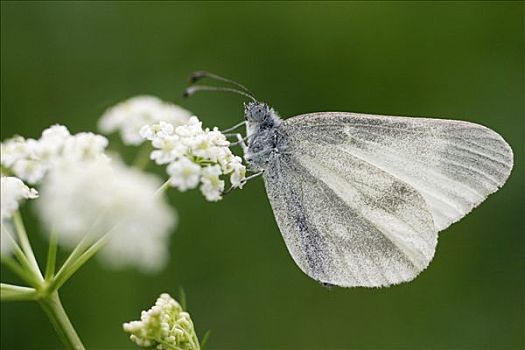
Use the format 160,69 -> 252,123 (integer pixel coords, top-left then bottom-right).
1,1 -> 524,349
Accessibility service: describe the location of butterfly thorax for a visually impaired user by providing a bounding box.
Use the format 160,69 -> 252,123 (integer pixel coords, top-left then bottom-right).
244,102 -> 284,171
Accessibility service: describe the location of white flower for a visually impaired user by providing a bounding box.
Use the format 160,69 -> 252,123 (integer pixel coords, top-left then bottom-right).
41,124 -> 71,140
98,96 -> 191,145
200,165 -> 224,202
1,176 -> 39,255
35,159 -> 176,272
1,176 -> 38,222
139,121 -> 174,141
11,159 -> 48,184
123,293 -> 199,350
229,156 -> 247,188
140,116 -> 248,201
0,176 -> 38,255
151,135 -> 185,165
166,158 -> 201,191
187,133 -> 213,159
61,132 -> 108,162
206,127 -> 230,147
174,116 -> 203,138
1,125 -> 109,185
1,136 -> 34,168
34,134 -> 66,163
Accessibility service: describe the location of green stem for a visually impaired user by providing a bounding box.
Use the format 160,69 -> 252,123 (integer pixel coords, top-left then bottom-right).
0,283 -> 38,301
39,291 -> 85,350
1,256 -> 39,288
54,236 -> 90,283
2,232 -> 42,287
45,231 -> 58,280
51,234 -> 109,291
13,211 -> 43,280
155,177 -> 172,196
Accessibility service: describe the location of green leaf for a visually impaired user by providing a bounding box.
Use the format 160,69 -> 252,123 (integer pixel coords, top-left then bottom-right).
200,330 -> 211,350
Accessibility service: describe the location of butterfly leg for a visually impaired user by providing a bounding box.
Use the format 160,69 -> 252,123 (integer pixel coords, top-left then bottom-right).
222,170 -> 264,196
242,170 -> 264,183
229,133 -> 249,154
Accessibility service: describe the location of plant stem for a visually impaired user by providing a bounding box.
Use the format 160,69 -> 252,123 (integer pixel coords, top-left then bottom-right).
39,291 -> 85,350
0,283 -> 38,301
1,256 -> 39,289
13,211 -> 43,280
45,230 -> 58,280
155,177 -> 172,196
51,234 -> 109,291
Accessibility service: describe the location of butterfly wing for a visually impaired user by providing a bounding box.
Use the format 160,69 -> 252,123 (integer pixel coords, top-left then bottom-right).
263,112 -> 512,287
282,112 -> 513,231
263,139 -> 437,287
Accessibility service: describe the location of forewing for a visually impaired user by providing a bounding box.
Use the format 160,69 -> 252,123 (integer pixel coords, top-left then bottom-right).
283,112 -> 513,231
263,145 -> 437,287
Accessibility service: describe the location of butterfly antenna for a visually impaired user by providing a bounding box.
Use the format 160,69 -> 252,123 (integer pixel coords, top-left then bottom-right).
189,71 -> 255,97
183,85 -> 257,102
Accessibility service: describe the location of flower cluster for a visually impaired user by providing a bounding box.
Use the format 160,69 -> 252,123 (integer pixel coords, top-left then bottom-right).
0,125 -> 108,185
98,96 -> 192,146
1,123 -> 178,272
140,117 -> 246,201
1,176 -> 39,256
123,293 -> 200,350
36,158 -> 176,273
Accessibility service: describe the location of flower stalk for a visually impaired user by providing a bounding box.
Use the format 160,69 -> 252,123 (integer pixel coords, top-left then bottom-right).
13,211 -> 43,280
1,103 -> 213,349
39,291 -> 85,350
1,216 -> 86,349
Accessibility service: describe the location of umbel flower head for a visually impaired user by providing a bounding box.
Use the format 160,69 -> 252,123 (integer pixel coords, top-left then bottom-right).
98,95 -> 191,145
123,293 -> 200,350
0,124 -> 108,184
141,116 -> 247,201
1,124 -> 176,272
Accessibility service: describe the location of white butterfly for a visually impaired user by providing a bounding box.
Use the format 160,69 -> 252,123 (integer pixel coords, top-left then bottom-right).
186,72 -> 514,288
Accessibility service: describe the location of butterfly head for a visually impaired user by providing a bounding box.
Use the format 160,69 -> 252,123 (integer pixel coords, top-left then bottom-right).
244,101 -> 272,122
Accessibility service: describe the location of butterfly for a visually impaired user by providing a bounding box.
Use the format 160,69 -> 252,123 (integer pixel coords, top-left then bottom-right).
185,72 -> 514,288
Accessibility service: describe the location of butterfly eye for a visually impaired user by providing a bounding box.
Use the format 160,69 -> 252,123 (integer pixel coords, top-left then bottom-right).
245,102 -> 271,123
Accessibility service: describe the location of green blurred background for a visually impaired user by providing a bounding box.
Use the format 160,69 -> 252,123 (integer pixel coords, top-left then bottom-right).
1,1 -> 524,349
